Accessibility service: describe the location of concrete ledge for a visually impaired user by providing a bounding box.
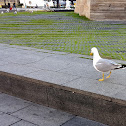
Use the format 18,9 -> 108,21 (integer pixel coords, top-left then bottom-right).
0,71 -> 126,126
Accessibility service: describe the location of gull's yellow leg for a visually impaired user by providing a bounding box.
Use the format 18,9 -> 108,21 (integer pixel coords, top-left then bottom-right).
106,71 -> 111,79
99,73 -> 104,81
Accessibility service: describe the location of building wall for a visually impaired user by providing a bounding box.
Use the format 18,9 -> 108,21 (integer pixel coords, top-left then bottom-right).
74,0 -> 91,19
75,0 -> 126,21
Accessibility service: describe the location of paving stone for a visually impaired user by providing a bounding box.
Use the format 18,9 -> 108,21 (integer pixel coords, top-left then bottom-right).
0,63 -> 40,76
25,56 -> 70,72
0,112 -> 20,126
106,70 -> 126,86
63,77 -> 125,98
62,116 -> 107,126
25,70 -> 79,85
0,60 -> 10,66
4,47 -> 24,53
0,45 -> 9,50
20,50 -> 53,57
10,49 -> 53,59
3,55 -> 42,65
0,93 -> 31,113
11,120 -> 38,126
12,104 -> 74,126
0,50 -> 15,59
111,88 -> 126,101
58,61 -> 98,78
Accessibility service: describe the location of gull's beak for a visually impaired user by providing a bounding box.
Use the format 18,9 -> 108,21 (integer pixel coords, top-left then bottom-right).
90,53 -> 93,56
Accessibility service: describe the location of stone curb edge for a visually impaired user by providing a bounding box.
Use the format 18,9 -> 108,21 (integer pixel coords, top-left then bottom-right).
0,71 -> 126,126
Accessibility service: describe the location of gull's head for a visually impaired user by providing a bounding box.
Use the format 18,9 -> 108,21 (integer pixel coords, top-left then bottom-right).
90,47 -> 98,56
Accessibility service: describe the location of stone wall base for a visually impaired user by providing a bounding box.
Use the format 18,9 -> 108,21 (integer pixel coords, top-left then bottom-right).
0,71 -> 126,126
75,0 -> 126,21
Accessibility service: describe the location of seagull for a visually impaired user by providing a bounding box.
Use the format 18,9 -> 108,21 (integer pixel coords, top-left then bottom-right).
29,10 -> 33,13
1,11 -> 4,14
90,47 -> 126,81
14,11 -> 17,14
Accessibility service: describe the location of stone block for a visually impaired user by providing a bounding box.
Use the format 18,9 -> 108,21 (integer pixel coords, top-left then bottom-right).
0,93 -> 31,113
62,116 -> 107,126
47,86 -> 96,120
0,71 -> 48,106
75,0 -> 126,20
12,104 -> 74,126
0,71 -> 126,126
0,112 -> 20,126
93,98 -> 126,126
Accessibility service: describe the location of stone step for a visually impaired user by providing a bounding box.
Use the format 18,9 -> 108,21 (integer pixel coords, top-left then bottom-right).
0,71 -> 126,126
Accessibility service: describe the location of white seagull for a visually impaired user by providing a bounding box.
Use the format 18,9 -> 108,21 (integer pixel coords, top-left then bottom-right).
90,47 -> 126,81
14,11 -> 17,14
1,11 -> 4,14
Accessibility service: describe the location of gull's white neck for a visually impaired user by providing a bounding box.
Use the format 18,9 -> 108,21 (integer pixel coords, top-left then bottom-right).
93,50 -> 101,65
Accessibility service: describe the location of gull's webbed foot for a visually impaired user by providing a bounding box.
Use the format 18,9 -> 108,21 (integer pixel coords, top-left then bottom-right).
99,73 -> 104,81
106,71 -> 111,79
99,78 -> 104,81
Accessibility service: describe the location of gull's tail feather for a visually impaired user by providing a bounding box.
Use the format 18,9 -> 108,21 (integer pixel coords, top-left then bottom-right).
115,64 -> 126,69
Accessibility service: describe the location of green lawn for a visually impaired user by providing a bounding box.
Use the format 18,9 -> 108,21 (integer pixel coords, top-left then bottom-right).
0,11 -> 126,60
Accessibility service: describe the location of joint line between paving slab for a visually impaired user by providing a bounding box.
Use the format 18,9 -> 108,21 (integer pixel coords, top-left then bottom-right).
60,116 -> 76,126
9,119 -> 22,126
55,63 -> 72,72
7,104 -> 32,115
62,76 -> 82,85
14,53 -> 54,66
9,119 -> 40,126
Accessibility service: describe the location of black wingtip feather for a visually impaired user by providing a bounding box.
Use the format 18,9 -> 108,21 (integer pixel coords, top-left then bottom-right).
120,64 -> 126,68
115,64 -> 126,69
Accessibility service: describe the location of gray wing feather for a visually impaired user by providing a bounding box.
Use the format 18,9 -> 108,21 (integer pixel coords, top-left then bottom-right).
95,59 -> 120,72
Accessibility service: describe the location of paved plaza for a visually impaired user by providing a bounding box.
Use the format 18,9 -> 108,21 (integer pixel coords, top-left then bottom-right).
0,92 -> 107,126
0,43 -> 126,126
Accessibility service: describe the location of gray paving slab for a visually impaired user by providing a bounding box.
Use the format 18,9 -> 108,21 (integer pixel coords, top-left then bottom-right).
0,111 -> 20,126
25,70 -> 79,85
25,56 -> 70,72
0,63 -> 40,76
63,77 -> 125,97
12,104 -> 74,126
0,60 -> 10,66
17,50 -> 53,57
62,116 -> 107,126
0,45 -> 9,50
3,47 -> 25,53
0,92 -> 107,126
105,69 -> 126,86
11,120 -> 38,126
58,61 -> 99,78
0,50 -> 15,60
111,88 -> 126,101
0,52 -> 49,65
1,44 -> 52,54
0,43 -> 126,102
0,93 -> 31,114
4,56 -> 42,65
